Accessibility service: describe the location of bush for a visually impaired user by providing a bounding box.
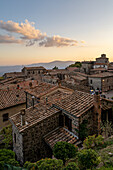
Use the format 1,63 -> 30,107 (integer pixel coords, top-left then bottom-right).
0,149 -> 19,170
24,161 -> 38,169
64,162 -> 79,170
77,149 -> 101,170
38,159 -> 63,170
53,141 -> 78,164
83,135 -> 104,149
0,125 -> 13,149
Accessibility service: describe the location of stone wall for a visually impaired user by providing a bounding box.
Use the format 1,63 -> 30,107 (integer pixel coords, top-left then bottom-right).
88,77 -> 102,90
11,122 -> 24,164
22,112 -> 61,163
61,81 -> 90,93
101,77 -> 113,92
0,103 -> 26,129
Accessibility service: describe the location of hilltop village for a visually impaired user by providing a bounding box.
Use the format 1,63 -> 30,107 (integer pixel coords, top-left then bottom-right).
0,54 -> 113,167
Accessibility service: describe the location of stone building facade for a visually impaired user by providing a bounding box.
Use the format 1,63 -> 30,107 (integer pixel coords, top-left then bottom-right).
22,66 -> 46,78
10,87 -> 108,164
88,72 -> 113,92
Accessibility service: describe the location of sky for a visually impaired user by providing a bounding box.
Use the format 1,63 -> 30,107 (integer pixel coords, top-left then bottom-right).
0,0 -> 113,65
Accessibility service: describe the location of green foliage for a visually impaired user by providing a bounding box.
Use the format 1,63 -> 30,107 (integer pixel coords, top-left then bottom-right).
69,62 -> 82,68
79,119 -> 88,141
53,141 -> 78,164
0,149 -> 19,170
24,159 -> 63,170
38,158 -> 63,170
53,66 -> 58,70
77,149 -> 101,170
64,162 -> 79,170
0,125 -> 13,149
83,135 -> 104,149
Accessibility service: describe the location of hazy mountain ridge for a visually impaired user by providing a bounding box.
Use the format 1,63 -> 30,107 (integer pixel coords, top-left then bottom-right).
0,60 -> 75,76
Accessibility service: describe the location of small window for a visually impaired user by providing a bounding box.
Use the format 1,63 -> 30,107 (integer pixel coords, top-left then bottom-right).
3,113 -> 9,122
14,133 -> 16,143
90,80 -> 92,84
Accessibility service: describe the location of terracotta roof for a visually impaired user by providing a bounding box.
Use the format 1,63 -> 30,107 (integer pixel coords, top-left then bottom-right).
66,67 -> 79,72
89,72 -> 113,78
44,127 -> 78,149
71,75 -> 86,81
0,89 -> 25,110
53,91 -> 94,117
25,82 -> 56,97
10,103 -> 59,132
91,68 -> 107,71
94,63 -> 108,65
0,80 -> 38,90
23,66 -> 46,70
10,87 -> 73,131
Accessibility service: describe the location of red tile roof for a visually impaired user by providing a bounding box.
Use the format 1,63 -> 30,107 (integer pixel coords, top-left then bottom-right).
0,89 -> 25,110
89,72 -> 113,78
54,91 -> 94,117
44,127 -> 78,149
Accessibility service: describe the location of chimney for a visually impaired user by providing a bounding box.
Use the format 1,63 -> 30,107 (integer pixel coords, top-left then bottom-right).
20,108 -> 25,126
93,91 -> 101,135
32,96 -> 35,109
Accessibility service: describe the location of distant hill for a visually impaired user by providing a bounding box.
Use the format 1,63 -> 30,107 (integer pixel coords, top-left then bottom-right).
0,60 -> 75,76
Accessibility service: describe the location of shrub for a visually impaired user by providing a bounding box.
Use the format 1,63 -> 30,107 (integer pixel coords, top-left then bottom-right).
83,135 -> 104,149
0,125 -> 13,149
38,159 -> 63,170
53,141 -> 78,164
0,149 -> 19,170
77,149 -> 101,170
24,161 -> 38,170
64,162 -> 79,170
83,135 -> 96,149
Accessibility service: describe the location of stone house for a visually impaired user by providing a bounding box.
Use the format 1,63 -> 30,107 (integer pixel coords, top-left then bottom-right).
80,61 -> 94,74
9,83 -> 113,165
88,72 -> 113,92
93,54 -> 109,69
0,80 -> 38,129
22,66 -> 46,78
3,72 -> 25,79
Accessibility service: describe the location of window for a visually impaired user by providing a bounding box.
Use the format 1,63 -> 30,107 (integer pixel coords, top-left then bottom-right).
65,115 -> 72,131
3,113 -> 9,122
14,133 -> 16,143
90,79 -> 92,84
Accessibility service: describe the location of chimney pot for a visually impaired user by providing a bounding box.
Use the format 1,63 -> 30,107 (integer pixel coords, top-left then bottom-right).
20,108 -> 25,126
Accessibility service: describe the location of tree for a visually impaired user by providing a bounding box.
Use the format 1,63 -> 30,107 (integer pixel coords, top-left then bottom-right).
53,141 -> 78,165
0,125 -> 13,149
69,62 -> 82,68
77,149 -> 101,170
0,149 -> 19,170
64,162 -> 79,170
52,66 -> 58,70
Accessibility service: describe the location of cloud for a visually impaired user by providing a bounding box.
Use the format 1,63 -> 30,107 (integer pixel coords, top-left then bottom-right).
0,20 -> 85,47
0,20 -> 46,40
0,35 -> 23,44
81,40 -> 86,44
39,35 -> 78,47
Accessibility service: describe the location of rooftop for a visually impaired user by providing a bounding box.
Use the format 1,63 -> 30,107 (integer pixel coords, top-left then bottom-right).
0,89 -> 25,110
54,90 -> 94,117
23,66 -> 46,70
44,127 -> 78,149
89,72 -> 113,78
